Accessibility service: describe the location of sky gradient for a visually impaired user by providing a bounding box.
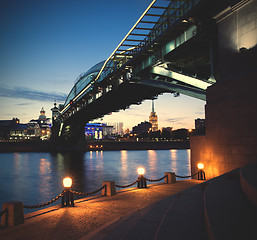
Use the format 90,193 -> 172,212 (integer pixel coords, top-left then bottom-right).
0,0 -> 205,130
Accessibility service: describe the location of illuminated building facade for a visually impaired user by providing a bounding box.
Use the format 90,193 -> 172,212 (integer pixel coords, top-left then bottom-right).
85,123 -> 113,139
149,100 -> 158,131
29,107 -> 51,140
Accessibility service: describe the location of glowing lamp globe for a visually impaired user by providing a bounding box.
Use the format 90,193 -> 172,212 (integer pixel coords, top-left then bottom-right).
197,163 -> 204,170
137,167 -> 145,175
63,177 -> 72,188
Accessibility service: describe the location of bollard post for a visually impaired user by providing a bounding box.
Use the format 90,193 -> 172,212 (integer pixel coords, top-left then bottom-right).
165,172 -> 176,183
102,181 -> 116,196
62,189 -> 74,207
137,175 -> 147,188
62,177 -> 74,207
198,170 -> 206,180
1,201 -> 24,227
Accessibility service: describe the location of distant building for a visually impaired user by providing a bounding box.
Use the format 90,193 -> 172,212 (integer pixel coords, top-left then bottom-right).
161,127 -> 173,140
194,118 -> 206,135
105,122 -> 124,135
85,123 -> 113,139
0,118 -> 39,141
195,118 -> 206,130
29,107 -> 51,140
0,118 -> 26,140
115,122 -> 124,135
51,102 -> 60,124
132,121 -> 152,134
149,100 -> 158,131
162,127 -> 173,132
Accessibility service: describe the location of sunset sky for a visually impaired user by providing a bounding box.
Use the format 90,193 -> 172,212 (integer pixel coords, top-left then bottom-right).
0,0 -> 205,130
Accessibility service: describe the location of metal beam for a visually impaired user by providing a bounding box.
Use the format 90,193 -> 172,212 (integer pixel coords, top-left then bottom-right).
140,21 -> 158,24
145,13 -> 163,17
136,78 -> 206,100
125,39 -> 142,42
130,33 -> 149,36
120,44 -> 138,47
151,66 -> 211,90
151,6 -> 167,9
135,27 -> 152,30
94,0 -> 157,82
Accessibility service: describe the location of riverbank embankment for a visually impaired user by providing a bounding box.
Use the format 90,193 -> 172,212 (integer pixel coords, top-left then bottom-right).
0,180 -> 200,240
0,140 -> 189,152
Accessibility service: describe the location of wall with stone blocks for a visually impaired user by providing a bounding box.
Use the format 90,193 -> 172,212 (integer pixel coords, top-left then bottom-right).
191,0 -> 257,179
191,73 -> 257,179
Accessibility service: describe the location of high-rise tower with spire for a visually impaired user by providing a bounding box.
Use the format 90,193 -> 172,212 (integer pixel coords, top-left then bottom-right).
149,100 -> 158,131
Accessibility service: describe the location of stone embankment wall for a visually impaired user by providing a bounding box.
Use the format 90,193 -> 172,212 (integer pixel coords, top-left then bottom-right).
191,0 -> 257,179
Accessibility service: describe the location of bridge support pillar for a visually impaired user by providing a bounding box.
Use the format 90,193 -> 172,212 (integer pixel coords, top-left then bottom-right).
191,0 -> 257,180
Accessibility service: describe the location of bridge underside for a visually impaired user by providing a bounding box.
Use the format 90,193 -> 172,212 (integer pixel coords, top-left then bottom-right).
64,81 -> 165,125
58,0 -> 226,141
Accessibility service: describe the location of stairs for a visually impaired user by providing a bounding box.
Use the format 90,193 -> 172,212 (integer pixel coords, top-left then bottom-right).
87,165 -> 257,240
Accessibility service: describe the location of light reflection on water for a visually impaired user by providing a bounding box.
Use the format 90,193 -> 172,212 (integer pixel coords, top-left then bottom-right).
0,150 -> 190,213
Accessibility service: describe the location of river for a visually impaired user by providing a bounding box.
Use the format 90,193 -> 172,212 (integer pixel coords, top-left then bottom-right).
0,149 -> 191,213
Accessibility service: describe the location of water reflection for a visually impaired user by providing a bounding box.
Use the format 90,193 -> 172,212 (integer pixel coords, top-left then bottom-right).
147,150 -> 158,178
0,150 -> 191,213
170,149 -> 178,173
121,150 -> 128,171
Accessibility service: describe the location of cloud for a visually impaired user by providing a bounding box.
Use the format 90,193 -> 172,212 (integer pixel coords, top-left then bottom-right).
127,112 -> 146,118
195,111 -> 205,115
165,117 -> 189,123
16,103 -> 33,106
0,87 -> 66,102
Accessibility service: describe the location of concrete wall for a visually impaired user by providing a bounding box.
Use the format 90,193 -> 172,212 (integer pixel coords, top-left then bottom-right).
191,0 -> 257,179
218,0 -> 257,81
191,73 -> 257,179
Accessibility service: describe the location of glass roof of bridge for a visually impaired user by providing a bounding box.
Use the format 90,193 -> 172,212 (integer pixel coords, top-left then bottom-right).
64,60 -> 105,107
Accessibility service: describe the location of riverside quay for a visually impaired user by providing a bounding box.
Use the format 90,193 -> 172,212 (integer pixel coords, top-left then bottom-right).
1,0 -> 257,239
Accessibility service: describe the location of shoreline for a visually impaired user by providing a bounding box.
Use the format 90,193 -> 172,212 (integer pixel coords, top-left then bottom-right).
0,140 -> 189,152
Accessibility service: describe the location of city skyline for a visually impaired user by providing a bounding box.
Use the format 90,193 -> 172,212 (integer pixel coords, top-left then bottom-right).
0,0 -> 205,130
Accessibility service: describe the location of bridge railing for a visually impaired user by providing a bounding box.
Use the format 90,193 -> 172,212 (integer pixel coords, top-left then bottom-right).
96,0 -> 201,84
60,0 -> 202,116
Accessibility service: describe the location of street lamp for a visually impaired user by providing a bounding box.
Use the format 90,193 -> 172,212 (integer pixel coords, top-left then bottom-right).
137,167 -> 145,175
137,167 -> 147,188
63,177 -> 72,188
197,163 -> 206,180
62,177 -> 74,206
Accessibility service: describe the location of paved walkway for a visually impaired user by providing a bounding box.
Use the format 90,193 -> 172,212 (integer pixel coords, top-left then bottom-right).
0,180 -> 201,240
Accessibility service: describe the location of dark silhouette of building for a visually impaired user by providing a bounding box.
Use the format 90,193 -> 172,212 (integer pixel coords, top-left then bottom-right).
132,121 -> 152,134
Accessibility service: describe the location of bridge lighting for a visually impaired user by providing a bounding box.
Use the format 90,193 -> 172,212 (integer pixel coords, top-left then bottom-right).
197,163 -> 204,170
63,177 -> 72,188
137,167 -> 145,175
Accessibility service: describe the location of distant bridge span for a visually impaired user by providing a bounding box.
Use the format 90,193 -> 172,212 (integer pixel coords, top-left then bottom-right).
54,0 -> 236,141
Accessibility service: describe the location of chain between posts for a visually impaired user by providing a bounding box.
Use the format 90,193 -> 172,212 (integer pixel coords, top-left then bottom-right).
115,175 -> 168,188
19,172 -> 202,210
70,185 -> 106,196
23,185 -> 107,209
115,179 -> 139,188
175,172 -> 199,179
0,208 -> 8,216
23,192 -> 65,209
145,175 -> 167,182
